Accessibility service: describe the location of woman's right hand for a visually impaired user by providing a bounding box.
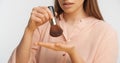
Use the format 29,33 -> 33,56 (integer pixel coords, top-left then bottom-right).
16,7 -> 54,63
27,6 -> 53,32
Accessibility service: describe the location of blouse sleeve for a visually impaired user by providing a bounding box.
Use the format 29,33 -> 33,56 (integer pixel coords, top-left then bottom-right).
94,26 -> 119,63
8,28 -> 41,63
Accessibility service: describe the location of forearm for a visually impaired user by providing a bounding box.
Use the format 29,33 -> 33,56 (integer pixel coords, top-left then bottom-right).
16,28 -> 34,63
69,49 -> 85,63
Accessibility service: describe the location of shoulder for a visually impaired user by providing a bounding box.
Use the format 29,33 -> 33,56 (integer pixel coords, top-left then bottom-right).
90,17 -> 117,34
86,17 -> 118,40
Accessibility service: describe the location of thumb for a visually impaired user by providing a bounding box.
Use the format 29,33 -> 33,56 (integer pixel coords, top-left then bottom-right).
55,12 -> 58,17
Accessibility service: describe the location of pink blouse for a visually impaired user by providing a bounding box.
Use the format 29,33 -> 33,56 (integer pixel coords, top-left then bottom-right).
8,14 -> 118,63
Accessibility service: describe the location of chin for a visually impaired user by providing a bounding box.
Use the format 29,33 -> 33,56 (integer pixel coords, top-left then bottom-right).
63,9 -> 75,14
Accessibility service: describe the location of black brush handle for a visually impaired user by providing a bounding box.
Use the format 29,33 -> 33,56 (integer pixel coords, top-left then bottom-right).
48,6 -> 55,16
48,6 -> 56,25
48,6 -> 63,37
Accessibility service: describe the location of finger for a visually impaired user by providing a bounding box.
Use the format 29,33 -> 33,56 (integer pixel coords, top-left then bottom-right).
39,7 -> 50,21
31,15 -> 42,23
37,42 -> 55,49
33,7 -> 48,22
36,7 -> 50,19
31,15 -> 42,24
54,43 -> 69,51
36,13 -> 45,23
33,7 -> 45,14
32,10 -> 46,23
55,43 -> 75,51
55,12 -> 58,17
40,7 -> 53,20
44,7 -> 54,19
55,43 -> 66,49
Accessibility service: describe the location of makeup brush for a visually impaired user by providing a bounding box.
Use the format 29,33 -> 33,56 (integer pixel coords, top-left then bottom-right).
48,6 -> 63,37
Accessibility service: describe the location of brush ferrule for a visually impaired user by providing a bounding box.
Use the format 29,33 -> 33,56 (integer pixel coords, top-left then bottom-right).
51,17 -> 57,25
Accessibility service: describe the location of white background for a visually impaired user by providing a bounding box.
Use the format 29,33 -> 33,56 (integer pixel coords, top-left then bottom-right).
0,0 -> 120,63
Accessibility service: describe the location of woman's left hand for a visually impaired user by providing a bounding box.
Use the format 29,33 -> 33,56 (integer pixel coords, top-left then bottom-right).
35,42 -> 85,63
35,42 -> 75,54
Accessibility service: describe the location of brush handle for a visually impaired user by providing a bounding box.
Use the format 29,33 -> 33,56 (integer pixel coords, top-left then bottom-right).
48,6 -> 57,25
48,6 -> 55,16
48,6 -> 63,37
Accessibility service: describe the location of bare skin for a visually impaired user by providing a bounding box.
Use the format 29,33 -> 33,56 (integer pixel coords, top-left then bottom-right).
16,7 -> 53,63
16,0 -> 87,63
36,42 -> 85,63
35,0 -> 87,63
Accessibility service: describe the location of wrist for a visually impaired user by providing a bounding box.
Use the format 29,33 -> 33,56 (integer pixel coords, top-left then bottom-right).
68,48 -> 85,63
26,20 -> 37,32
25,27 -> 34,34
68,47 -> 77,56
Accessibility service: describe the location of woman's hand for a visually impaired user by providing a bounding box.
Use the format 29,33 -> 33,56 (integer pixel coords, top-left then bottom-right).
36,42 -> 75,54
36,42 -> 85,63
27,6 -> 53,31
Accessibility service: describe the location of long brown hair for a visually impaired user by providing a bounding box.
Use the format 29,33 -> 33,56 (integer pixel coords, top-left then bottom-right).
54,0 -> 103,20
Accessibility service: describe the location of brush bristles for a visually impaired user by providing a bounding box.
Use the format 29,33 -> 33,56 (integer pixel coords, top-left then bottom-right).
50,25 -> 63,37
48,6 -> 63,37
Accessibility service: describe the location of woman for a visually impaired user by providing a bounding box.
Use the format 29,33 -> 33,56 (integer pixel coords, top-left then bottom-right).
9,0 -> 118,63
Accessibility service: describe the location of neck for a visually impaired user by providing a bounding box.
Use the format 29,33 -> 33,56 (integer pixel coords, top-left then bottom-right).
63,7 -> 88,25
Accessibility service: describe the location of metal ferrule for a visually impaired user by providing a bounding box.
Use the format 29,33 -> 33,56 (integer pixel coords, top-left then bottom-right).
50,17 -> 57,25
